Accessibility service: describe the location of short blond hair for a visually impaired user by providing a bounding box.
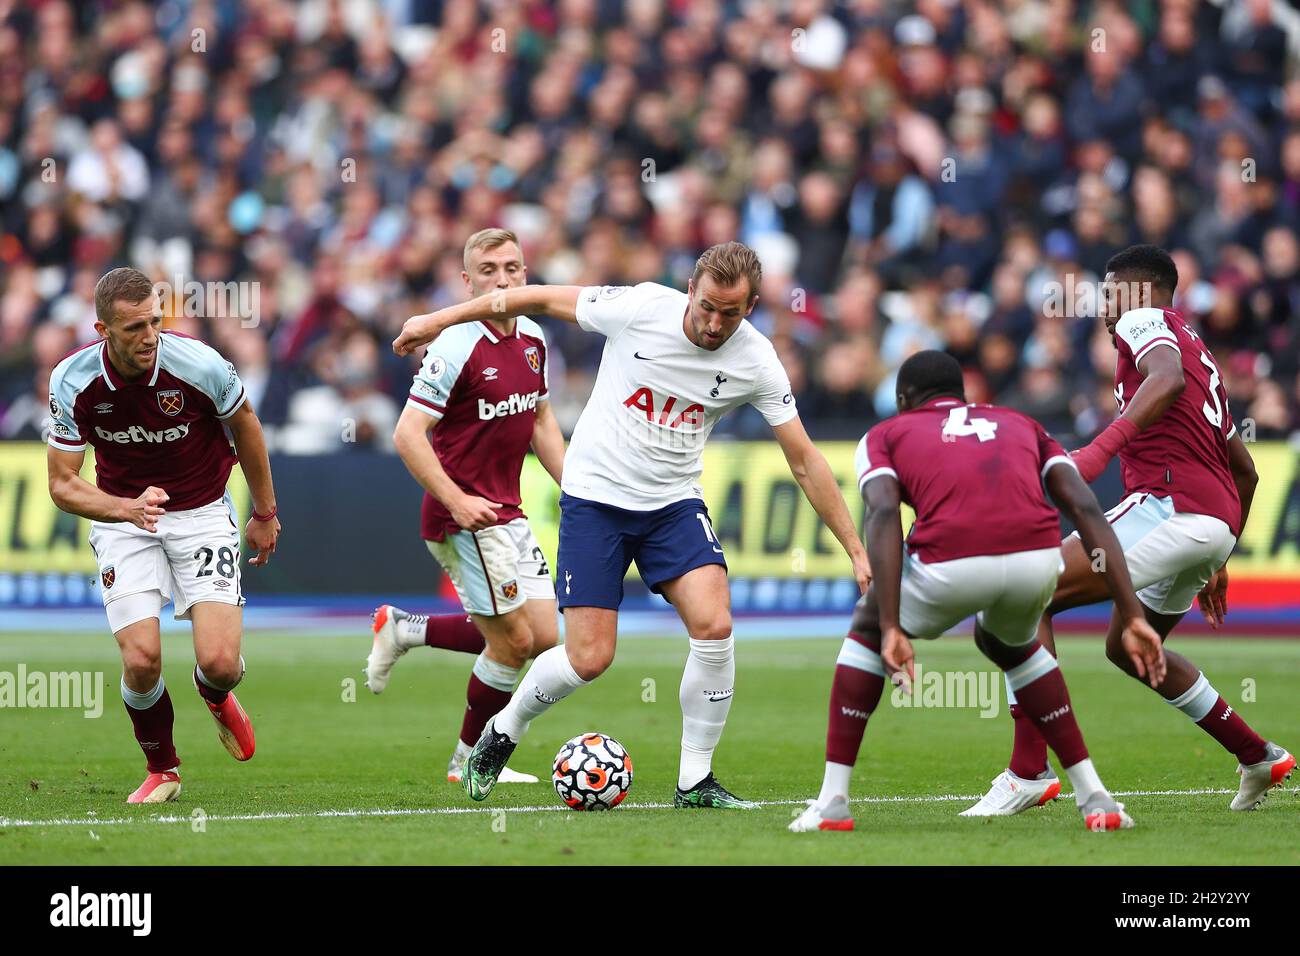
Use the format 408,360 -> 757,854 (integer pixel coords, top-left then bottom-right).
463,228 -> 522,271
692,241 -> 762,301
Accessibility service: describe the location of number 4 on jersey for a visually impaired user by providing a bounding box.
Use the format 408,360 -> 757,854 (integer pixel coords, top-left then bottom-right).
941,406 -> 998,443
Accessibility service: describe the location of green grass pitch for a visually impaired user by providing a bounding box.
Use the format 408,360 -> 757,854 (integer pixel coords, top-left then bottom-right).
1,630 -> 1295,865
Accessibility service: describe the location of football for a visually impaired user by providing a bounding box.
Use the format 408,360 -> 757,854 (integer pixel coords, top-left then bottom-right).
552,733 -> 634,810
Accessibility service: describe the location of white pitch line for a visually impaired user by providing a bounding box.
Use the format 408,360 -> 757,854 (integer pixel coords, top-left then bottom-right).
0,787 -> 1262,830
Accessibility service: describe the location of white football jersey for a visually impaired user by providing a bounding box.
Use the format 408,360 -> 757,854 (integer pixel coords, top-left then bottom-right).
563,282 -> 798,510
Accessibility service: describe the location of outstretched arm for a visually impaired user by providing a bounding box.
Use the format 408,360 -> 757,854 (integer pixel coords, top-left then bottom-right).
1074,343 -> 1185,482
394,286 -> 583,356
772,415 -> 871,592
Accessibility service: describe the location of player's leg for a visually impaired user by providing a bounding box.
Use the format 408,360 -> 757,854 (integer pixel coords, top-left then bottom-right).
1000,533 -> 1105,785
91,520 -> 182,802
790,587 -> 886,832
190,602 -> 255,760
1102,589 -> 1294,811
113,598 -> 182,803
168,497 -> 254,760
655,563 -> 755,807
998,494 -> 1181,787
462,495 -> 630,800
971,548 -> 1132,830
635,499 -> 751,808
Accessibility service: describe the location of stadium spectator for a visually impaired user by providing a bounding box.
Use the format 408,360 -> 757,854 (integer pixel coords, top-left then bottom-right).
2,0 -> 1298,449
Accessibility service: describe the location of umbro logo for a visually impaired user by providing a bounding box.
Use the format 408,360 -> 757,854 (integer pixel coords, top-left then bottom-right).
483,367 -> 499,381
95,402 -> 113,414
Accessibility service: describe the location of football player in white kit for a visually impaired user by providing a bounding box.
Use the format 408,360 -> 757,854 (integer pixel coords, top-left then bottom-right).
395,242 -> 871,807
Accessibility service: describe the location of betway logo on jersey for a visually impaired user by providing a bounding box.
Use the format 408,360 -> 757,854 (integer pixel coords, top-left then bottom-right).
94,424 -> 190,444
478,391 -> 540,420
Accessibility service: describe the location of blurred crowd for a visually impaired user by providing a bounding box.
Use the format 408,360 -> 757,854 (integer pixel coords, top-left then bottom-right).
3,0 -> 1300,452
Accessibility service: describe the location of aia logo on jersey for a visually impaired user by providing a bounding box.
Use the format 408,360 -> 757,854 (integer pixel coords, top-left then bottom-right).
624,388 -> 704,429
157,390 -> 184,416
101,566 -> 115,590
524,346 -> 541,374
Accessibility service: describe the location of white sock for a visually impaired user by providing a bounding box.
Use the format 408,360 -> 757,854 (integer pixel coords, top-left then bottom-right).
816,761 -> 853,806
678,636 -> 735,790
493,645 -> 587,741
1063,758 -> 1106,806
394,612 -> 432,649
120,675 -> 165,709
1168,672 -> 1218,721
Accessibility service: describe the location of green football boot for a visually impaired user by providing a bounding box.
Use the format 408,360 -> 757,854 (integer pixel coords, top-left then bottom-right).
462,719 -> 517,801
673,773 -> 758,809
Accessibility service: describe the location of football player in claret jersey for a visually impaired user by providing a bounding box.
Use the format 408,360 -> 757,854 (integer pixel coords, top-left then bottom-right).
965,245 -> 1294,817
46,268 -> 280,804
366,229 -> 564,784
791,351 -> 1165,833
396,242 -> 872,808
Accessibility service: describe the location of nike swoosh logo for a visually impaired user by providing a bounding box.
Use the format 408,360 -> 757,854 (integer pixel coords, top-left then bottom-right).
634,352 -> 654,361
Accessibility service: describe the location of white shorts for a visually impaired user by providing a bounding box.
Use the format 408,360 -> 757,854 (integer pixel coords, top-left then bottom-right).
899,546 -> 1064,646
426,517 -> 555,617
1077,493 -> 1236,616
89,492 -> 245,633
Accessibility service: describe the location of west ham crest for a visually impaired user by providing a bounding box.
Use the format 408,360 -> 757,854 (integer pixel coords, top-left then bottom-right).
101,566 -> 115,590
501,579 -> 519,600
524,346 -> 541,374
157,389 -> 184,416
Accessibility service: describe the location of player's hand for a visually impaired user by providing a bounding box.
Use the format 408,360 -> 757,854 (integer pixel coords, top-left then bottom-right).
1196,564 -> 1229,629
245,515 -> 280,566
851,551 -> 872,594
881,625 -> 915,693
1120,615 -> 1166,689
122,486 -> 168,533
450,494 -> 501,532
393,313 -> 445,356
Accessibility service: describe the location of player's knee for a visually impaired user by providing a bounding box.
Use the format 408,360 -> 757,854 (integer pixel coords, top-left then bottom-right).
567,643 -> 614,681
120,647 -> 161,686
500,624 -> 534,668
196,647 -> 244,688
1104,637 -> 1131,671
688,615 -> 732,643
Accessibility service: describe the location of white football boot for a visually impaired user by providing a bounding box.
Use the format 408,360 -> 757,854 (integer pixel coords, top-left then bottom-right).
446,740 -> 539,784
789,795 -> 854,832
960,767 -> 1061,817
1231,742 -> 1296,811
365,604 -> 417,694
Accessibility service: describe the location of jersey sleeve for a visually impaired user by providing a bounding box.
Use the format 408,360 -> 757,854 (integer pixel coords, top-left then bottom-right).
1115,308 -> 1179,366
165,336 -> 246,419
1035,422 -> 1077,481
750,345 -> 799,427
407,338 -> 469,420
855,425 -> 896,492
574,283 -> 657,340
46,364 -> 85,452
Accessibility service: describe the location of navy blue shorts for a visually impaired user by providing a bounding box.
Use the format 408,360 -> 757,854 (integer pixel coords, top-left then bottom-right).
556,493 -> 727,610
